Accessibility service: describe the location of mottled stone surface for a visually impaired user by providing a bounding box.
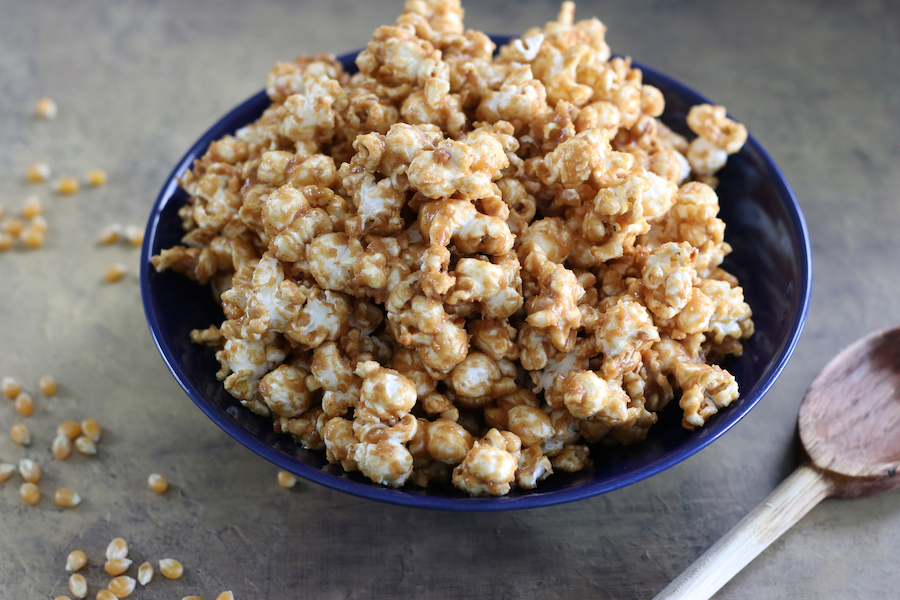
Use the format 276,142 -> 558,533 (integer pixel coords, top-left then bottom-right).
1,1 -> 899,598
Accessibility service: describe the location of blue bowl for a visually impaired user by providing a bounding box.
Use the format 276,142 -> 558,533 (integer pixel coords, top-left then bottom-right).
141,38 -> 811,511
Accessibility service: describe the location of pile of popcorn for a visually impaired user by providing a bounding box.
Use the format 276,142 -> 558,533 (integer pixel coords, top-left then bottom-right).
152,0 -> 753,496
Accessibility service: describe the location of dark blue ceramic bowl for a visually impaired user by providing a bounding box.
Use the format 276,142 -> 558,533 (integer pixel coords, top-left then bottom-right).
141,39 -> 811,511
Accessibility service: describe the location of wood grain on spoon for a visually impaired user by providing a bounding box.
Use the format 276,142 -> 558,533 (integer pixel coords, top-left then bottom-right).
655,325 -> 900,600
800,326 -> 900,496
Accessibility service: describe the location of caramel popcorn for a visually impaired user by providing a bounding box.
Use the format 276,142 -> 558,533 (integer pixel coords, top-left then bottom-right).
153,0 -> 753,496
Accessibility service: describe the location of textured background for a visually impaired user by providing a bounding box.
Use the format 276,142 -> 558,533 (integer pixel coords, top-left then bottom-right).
1,0 -> 899,598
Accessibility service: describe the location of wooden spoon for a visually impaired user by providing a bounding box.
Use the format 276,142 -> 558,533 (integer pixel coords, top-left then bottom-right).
655,325 -> 900,600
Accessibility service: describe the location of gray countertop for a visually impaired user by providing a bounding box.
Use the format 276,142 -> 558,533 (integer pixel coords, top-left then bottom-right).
2,1 -> 899,598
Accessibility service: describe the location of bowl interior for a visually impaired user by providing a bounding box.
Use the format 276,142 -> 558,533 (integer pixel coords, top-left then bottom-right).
141,40 -> 811,510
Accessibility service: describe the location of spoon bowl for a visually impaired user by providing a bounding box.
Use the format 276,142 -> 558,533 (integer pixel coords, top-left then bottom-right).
800,326 -> 900,496
656,324 -> 900,599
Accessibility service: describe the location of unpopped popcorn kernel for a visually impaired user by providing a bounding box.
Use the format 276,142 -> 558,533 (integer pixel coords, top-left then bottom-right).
38,374 -> 57,395
25,163 -> 51,183
104,263 -> 128,282
87,168 -> 107,186
35,97 -> 58,119
56,177 -> 80,195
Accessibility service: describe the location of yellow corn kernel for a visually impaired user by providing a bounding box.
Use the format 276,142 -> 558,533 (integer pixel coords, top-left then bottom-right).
0,232 -> 13,251
20,482 -> 41,505
69,573 -> 88,598
75,435 -> 97,455
107,575 -> 136,599
18,458 -> 41,483
56,177 -> 80,195
81,418 -> 102,442
38,374 -> 58,395
124,225 -> 144,247
25,163 -> 51,183
58,420 -> 82,440
277,470 -> 297,488
29,214 -> 48,232
216,592 -> 235,600
96,590 -> 118,600
2,217 -> 25,236
22,196 -> 43,218
148,473 -> 168,493
137,561 -> 154,585
54,487 -> 82,508
88,169 -> 107,187
52,433 -> 73,460
54,596 -> 72,600
14,392 -> 34,416
21,226 -> 45,249
182,597 -> 205,600
106,537 -> 129,560
158,558 -> 183,579
2,376 -> 21,398
104,557 -> 132,576
66,549 -> 88,572
0,463 -> 15,482
35,97 -> 57,119
104,263 -> 128,283
10,422 -> 31,446
98,223 -> 122,244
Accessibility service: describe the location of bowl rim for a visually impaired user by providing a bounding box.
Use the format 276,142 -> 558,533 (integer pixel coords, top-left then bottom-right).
141,42 -> 812,511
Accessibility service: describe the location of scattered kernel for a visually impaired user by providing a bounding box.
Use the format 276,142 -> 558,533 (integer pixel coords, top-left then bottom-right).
75,435 -> 98,455
25,162 -> 51,183
22,196 -> 43,218
107,575 -> 136,599
29,214 -> 49,232
0,232 -> 13,251
123,225 -> 144,247
18,458 -> 41,483
56,177 -> 80,195
54,487 -> 82,507
20,482 -> 41,505
0,463 -> 15,482
81,418 -> 102,442
2,217 -> 25,236
14,392 -> 33,416
277,470 -> 297,488
35,97 -> 58,119
52,433 -> 73,459
66,549 -> 88,572
137,561 -> 154,585
159,558 -> 184,579
11,422 -> 31,446
69,572 -> 88,599
106,537 -> 129,560
148,473 -> 168,493
87,168 -> 107,187
20,225 -> 45,249
182,597 -> 205,600
39,374 -> 58,395
96,591 -> 118,600
58,420 -> 82,440
98,223 -> 122,244
54,596 -> 72,600
105,557 -> 133,576
104,263 -> 128,283
216,592 -> 235,600
2,376 -> 22,398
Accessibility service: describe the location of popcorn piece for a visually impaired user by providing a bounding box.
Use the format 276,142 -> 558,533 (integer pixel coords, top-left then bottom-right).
452,428 -> 521,496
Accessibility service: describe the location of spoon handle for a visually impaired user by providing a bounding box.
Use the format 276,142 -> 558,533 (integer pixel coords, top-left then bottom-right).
654,462 -> 834,600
